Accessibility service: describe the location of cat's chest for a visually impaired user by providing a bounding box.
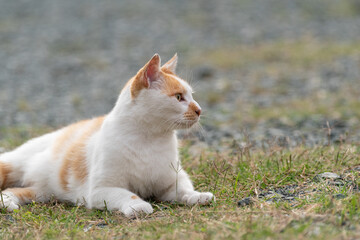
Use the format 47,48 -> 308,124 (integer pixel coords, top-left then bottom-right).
120,142 -> 177,197
124,143 -> 177,178
99,132 -> 178,196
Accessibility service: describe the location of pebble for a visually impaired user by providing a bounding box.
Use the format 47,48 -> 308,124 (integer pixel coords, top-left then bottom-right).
316,172 -> 341,180
237,197 -> 253,207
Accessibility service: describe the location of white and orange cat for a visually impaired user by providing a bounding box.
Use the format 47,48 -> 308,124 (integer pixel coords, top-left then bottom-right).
0,54 -> 213,218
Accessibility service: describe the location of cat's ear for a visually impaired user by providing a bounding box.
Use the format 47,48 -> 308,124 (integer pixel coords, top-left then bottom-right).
161,53 -> 178,74
131,54 -> 161,98
144,53 -> 161,85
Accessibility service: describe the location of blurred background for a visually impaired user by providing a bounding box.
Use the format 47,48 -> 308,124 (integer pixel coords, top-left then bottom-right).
0,0 -> 360,148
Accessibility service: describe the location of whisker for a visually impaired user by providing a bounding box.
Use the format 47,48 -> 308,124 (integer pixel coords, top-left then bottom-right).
162,116 -> 181,133
185,69 -> 194,86
194,122 -> 208,141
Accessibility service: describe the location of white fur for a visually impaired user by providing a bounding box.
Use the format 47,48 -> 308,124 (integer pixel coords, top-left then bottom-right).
0,56 -> 213,218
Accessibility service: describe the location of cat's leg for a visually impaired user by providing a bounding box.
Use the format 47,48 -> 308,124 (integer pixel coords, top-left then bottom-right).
158,170 -> 214,205
89,187 -> 153,218
0,187 -> 37,211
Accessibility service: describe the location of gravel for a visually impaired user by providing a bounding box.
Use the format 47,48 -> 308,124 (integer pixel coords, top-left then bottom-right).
258,185 -> 303,203
1,0 -> 360,147
242,172 -> 358,205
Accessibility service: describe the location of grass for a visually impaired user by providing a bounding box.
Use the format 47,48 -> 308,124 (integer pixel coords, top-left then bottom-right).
0,128 -> 359,239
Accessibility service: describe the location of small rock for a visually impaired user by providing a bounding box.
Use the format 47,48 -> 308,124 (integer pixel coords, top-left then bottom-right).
316,172 -> 341,180
237,197 -> 253,207
333,193 -> 346,199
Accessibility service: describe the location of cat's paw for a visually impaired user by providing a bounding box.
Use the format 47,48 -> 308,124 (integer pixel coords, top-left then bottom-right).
182,192 -> 214,205
123,201 -> 153,218
0,192 -> 19,212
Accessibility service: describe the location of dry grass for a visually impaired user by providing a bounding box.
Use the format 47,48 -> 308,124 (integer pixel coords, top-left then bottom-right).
0,129 -> 359,239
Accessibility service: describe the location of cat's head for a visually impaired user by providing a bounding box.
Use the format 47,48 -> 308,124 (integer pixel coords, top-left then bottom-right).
120,54 -> 201,132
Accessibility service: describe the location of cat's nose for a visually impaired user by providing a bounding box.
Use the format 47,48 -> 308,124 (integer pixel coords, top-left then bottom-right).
195,108 -> 201,116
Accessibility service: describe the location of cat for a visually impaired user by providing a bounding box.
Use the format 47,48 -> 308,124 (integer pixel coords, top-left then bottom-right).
0,54 -> 214,218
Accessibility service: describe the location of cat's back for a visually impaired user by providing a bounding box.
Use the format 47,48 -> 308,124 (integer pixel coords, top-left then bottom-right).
51,116 -> 105,161
1,116 -> 105,165
1,127 -> 62,162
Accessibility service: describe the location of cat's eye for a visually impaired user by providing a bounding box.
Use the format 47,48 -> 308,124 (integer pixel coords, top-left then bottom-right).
175,93 -> 184,101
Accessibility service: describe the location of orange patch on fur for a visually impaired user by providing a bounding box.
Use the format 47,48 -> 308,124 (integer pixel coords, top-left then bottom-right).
127,55 -> 185,99
184,102 -> 200,121
161,73 -> 186,97
130,55 -> 161,98
161,53 -> 178,74
188,102 -> 199,114
130,70 -> 186,98
0,162 -> 12,190
161,68 -> 174,75
131,195 -> 138,199
53,120 -> 89,158
6,187 -> 35,203
121,77 -> 134,94
59,116 -> 105,190
130,73 -> 145,98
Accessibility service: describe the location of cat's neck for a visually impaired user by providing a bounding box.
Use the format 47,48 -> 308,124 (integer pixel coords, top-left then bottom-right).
109,87 -> 175,137
105,109 -> 176,139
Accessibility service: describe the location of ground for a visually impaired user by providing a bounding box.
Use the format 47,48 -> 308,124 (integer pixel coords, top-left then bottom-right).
0,129 -> 359,239
0,0 -> 360,239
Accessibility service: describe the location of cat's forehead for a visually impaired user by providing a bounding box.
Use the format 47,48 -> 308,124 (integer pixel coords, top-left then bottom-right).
175,76 -> 192,92
161,73 -> 192,96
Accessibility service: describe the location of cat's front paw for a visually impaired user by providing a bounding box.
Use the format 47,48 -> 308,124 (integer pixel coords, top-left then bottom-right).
0,192 -> 19,212
123,201 -> 153,218
182,192 -> 214,205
